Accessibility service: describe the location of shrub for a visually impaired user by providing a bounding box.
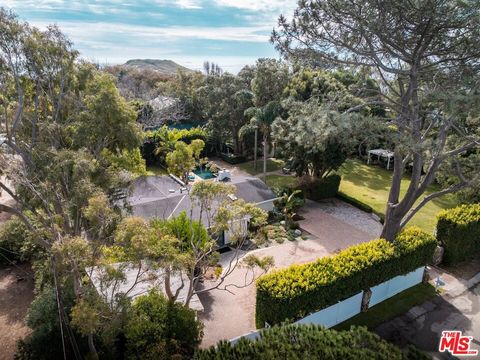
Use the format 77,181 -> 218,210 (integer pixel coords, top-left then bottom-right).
436,203 -> 480,265
125,290 -> 203,360
0,218 -> 39,265
336,191 -> 385,223
220,153 -> 246,164
195,325 -> 412,360
15,286 -> 89,360
297,174 -> 341,201
255,227 -> 436,327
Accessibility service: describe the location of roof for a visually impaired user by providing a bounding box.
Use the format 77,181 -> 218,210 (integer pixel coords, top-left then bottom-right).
128,175 -> 276,225
87,262 -> 204,312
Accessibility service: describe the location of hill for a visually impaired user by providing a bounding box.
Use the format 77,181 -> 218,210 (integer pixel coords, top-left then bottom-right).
123,59 -> 192,75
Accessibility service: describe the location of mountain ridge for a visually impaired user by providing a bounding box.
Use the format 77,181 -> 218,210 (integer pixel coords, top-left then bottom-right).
122,59 -> 193,74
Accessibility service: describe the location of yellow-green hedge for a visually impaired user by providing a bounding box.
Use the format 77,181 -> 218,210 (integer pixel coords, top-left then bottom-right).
437,203 -> 480,265
255,227 -> 436,327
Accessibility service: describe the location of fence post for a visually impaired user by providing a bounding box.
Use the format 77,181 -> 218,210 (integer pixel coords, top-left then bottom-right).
361,289 -> 372,312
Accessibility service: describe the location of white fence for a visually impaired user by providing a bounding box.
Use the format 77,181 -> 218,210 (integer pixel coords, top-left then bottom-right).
369,266 -> 424,307
295,292 -> 363,328
231,266 -> 425,343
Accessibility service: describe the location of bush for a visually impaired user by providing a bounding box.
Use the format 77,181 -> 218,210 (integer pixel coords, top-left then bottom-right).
220,153 -> 246,164
297,174 -> 341,201
15,286 -> 89,360
336,191 -> 385,223
436,203 -> 480,265
195,325 -> 414,360
0,218 -> 38,265
255,227 -> 436,327
125,290 -> 203,360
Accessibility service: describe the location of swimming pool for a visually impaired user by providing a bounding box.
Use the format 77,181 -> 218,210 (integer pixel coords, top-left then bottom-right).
193,168 -> 215,180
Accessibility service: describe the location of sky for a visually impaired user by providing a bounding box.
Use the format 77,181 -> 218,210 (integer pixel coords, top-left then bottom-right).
4,0 -> 298,73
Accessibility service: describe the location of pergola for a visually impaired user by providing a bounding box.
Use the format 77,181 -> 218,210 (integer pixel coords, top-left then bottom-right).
367,149 -> 394,170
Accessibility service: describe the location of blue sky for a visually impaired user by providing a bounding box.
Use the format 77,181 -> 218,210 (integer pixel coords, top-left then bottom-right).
5,0 -> 297,72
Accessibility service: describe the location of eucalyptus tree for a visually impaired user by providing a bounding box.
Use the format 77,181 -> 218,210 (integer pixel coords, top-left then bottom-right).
0,9 -> 144,358
272,0 -> 480,241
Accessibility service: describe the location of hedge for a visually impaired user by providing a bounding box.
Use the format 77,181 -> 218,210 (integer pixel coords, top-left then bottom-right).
220,153 -> 246,164
336,191 -> 385,223
298,174 -> 341,201
195,325 -> 427,360
436,203 -> 480,265
255,227 -> 436,327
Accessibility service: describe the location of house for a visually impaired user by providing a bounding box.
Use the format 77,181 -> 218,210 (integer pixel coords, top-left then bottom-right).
87,262 -> 204,312
127,175 -> 278,246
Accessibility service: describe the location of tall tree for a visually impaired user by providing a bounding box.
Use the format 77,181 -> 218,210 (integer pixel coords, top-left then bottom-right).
197,73 -> 253,154
0,9 -> 144,357
273,0 -> 480,241
247,59 -> 289,180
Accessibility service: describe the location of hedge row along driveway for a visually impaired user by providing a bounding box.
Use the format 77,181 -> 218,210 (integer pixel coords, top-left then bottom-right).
255,227 -> 436,327
437,203 -> 480,265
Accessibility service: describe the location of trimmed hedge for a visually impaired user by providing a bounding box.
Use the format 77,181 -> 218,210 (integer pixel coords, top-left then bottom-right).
336,191 -> 385,223
436,203 -> 480,265
301,174 -> 341,201
256,227 -> 436,327
220,153 -> 246,164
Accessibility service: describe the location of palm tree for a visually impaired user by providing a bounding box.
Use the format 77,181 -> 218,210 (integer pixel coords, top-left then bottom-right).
245,101 -> 281,182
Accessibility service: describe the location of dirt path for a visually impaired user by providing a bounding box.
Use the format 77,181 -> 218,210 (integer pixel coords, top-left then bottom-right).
0,264 -> 35,360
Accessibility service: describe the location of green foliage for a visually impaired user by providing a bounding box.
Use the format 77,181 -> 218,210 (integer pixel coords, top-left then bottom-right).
151,211 -> 212,252
124,291 -> 203,360
272,100 -> 358,179
15,286 -> 88,360
166,141 -> 196,182
146,125 -> 207,165
0,218 -> 39,264
220,153 -> 246,164
256,227 -> 436,327
436,203 -> 480,265
298,174 -> 341,200
336,191 -> 385,223
195,325 -> 411,360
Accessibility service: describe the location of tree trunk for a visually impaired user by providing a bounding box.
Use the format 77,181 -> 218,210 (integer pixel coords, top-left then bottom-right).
380,209 -> 402,242
254,127 -> 258,171
88,333 -> 99,360
263,134 -> 267,182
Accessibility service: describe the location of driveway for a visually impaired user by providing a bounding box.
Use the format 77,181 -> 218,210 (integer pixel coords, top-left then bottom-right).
375,284 -> 480,359
198,198 -> 382,348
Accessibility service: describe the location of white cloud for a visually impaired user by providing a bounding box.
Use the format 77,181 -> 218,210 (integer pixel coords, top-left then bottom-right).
30,20 -> 271,43
175,0 -> 202,9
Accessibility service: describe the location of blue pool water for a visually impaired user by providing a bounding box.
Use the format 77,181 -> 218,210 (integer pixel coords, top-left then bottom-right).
193,168 -> 215,179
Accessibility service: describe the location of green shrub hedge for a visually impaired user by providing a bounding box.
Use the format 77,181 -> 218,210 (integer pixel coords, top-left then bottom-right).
436,203 -> 480,265
336,191 -> 385,223
220,153 -> 246,164
295,174 -> 341,201
255,227 -> 436,327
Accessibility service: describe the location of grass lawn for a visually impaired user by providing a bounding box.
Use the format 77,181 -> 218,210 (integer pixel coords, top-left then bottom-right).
238,158 -> 285,175
146,165 -> 168,176
334,283 -> 437,331
337,159 -> 458,233
265,174 -> 298,189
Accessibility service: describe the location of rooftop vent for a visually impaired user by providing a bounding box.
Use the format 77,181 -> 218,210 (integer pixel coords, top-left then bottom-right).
228,194 -> 238,201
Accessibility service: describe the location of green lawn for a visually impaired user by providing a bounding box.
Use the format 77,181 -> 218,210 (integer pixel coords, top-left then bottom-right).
265,174 -> 298,190
238,158 -> 285,175
337,159 -> 458,233
334,283 -> 437,331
